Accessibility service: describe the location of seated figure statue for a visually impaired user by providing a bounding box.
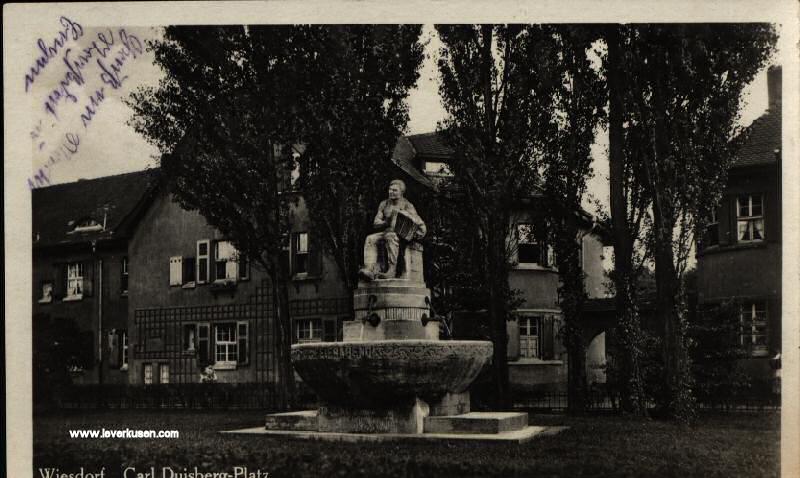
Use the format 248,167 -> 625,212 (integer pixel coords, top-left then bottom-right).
359,179 -> 426,281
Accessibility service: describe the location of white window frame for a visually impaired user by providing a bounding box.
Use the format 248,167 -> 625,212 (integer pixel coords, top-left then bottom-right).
736,194 -> 764,243
65,262 -> 84,300
197,240 -> 210,284
740,301 -> 768,356
159,363 -> 170,384
296,318 -> 322,343
169,256 -> 183,286
519,316 -> 541,359
143,363 -> 153,385
214,323 -> 238,370
214,240 -> 239,283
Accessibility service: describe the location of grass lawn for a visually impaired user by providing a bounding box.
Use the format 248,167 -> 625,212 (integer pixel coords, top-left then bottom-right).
33,410 -> 779,478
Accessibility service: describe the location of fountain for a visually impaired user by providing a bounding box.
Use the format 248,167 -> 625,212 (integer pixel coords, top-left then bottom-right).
257,180 -> 554,442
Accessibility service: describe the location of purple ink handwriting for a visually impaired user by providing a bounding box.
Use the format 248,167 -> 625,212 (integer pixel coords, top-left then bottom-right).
24,16 -> 84,92
26,18 -> 147,189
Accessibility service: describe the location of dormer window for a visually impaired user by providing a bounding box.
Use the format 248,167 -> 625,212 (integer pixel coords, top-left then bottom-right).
423,161 -> 453,177
72,217 -> 103,233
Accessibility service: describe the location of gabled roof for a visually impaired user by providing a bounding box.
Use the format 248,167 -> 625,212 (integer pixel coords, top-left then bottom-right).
32,169 -> 160,248
406,132 -> 455,159
732,104 -> 781,168
390,136 -> 437,190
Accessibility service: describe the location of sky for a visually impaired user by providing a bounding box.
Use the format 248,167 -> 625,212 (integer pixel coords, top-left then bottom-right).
30,23 -> 774,215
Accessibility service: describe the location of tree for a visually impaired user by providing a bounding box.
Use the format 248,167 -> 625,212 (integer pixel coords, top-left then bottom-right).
618,24 -> 776,420
538,25 -> 606,413
603,24 -> 653,416
435,25 -> 577,407
295,26 -> 425,288
128,25 -> 424,407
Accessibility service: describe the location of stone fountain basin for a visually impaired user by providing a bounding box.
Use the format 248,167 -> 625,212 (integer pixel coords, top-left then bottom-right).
291,340 -> 493,407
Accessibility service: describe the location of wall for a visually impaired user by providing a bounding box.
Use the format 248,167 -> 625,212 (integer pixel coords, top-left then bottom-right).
33,245 -> 130,385
127,191 -> 350,385
696,163 -> 781,386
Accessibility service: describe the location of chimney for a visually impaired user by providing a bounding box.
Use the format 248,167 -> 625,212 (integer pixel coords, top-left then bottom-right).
767,65 -> 781,108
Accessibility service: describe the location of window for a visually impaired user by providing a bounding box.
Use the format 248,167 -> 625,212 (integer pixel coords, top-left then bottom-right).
72,217 -> 103,233
215,323 -> 238,369
66,262 -> 84,299
293,233 -> 310,275
197,240 -> 210,284
182,256 -> 196,286
121,257 -> 129,295
296,318 -> 322,343
159,364 -> 170,384
516,224 -> 551,267
736,195 -> 764,242
704,208 -> 719,247
423,161 -> 453,177
143,363 -> 153,385
39,282 -> 53,303
169,256 -> 182,286
323,318 -> 344,342
740,301 -> 768,356
519,316 -> 541,359
108,329 -> 128,370
121,331 -> 128,371
183,324 -> 197,352
214,241 -> 239,282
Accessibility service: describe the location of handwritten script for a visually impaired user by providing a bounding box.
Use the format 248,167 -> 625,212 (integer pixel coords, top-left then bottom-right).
26,17 -> 146,190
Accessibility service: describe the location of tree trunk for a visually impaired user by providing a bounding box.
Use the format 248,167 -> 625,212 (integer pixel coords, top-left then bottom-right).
606,25 -> 647,415
487,217 -> 511,409
555,216 -> 588,414
649,40 -> 693,420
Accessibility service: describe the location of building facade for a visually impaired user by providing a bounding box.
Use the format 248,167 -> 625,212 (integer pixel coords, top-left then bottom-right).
32,170 -> 158,389
696,66 -> 782,390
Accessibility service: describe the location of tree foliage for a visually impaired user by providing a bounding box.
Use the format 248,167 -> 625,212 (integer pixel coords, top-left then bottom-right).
604,24 -> 777,420
435,25 -> 591,407
128,25 -> 424,406
295,25 -> 425,288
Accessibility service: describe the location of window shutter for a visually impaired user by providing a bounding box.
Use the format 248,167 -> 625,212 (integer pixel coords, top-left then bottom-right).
108,331 -> 120,368
310,239 -> 323,276
323,319 -> 336,342
83,261 -> 94,297
169,257 -> 183,286
54,264 -> 67,299
291,319 -> 298,345
197,323 -> 210,366
280,248 -> 291,279
290,234 -> 298,275
237,321 -> 249,364
541,316 -> 555,360
507,319 -> 520,360
183,257 -> 196,284
238,255 -> 249,281
722,196 -> 734,246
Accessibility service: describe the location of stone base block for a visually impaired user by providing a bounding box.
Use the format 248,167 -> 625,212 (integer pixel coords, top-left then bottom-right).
429,392 -> 470,416
318,399 -> 429,434
265,410 -> 318,431
423,412 -> 528,434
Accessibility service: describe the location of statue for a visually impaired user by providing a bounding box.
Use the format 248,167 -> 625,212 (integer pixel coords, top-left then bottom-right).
359,179 -> 426,281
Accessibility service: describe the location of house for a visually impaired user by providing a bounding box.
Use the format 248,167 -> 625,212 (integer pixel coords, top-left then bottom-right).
32,132 -> 615,403
399,132 -> 612,394
696,66 -> 782,391
32,169 -> 159,388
